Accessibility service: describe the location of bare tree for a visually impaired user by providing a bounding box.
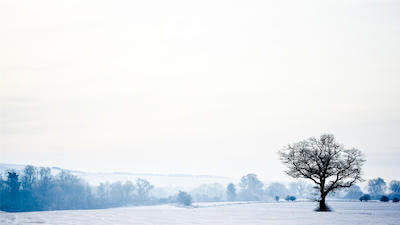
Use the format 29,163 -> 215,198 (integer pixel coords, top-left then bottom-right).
265,182 -> 288,198
367,178 -> 386,198
136,178 -> 153,203
389,180 -> 400,193
279,134 -> 365,211
226,183 -> 236,201
21,165 -> 38,190
289,181 -> 313,198
238,174 -> 264,201
177,191 -> 192,206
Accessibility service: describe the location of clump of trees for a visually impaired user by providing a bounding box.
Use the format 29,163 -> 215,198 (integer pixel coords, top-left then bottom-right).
380,196 -> 389,202
368,178 -> 386,199
389,180 -> 400,193
191,183 -> 224,202
223,174 -> 312,202
0,165 -> 156,212
388,180 -> 400,201
0,166 -> 94,212
345,178 -> 400,203
177,191 -> 192,206
95,178 -> 154,208
359,194 -> 371,202
365,178 -> 400,202
343,185 -> 363,199
285,196 -> 296,201
238,174 -> 264,201
226,183 -> 236,201
288,181 -> 313,199
265,182 -> 288,200
279,134 -> 365,211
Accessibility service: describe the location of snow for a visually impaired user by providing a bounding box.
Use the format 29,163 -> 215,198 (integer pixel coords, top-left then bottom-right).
1,201 -> 399,225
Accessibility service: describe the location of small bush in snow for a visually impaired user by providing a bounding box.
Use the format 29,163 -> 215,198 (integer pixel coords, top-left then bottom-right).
380,196 -> 389,202
359,194 -> 371,202
393,197 -> 399,203
177,191 -> 192,206
285,196 -> 296,201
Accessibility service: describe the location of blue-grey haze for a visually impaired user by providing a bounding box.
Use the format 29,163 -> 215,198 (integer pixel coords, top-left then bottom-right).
1,0 -> 400,183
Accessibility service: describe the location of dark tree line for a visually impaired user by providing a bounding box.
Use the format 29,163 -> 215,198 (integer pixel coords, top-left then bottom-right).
0,167 -> 312,212
0,166 -> 93,212
365,178 -> 400,201
0,166 -> 156,212
1,163 -> 397,213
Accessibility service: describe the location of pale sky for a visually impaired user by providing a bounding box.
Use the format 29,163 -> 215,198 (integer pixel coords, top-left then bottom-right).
1,0 -> 400,183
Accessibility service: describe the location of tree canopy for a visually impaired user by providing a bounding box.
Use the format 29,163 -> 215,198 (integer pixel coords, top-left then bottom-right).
279,134 -> 365,211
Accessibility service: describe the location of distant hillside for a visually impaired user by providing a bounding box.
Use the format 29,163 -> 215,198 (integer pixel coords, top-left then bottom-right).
0,163 -> 25,172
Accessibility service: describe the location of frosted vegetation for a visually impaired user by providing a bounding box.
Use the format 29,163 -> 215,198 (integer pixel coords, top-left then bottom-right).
1,133 -> 399,225
0,165 -> 399,212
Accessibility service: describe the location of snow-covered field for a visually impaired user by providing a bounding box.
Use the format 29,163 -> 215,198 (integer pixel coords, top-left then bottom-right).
1,201 -> 399,225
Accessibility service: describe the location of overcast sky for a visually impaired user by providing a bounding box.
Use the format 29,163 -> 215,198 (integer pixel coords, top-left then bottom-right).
1,0 -> 399,182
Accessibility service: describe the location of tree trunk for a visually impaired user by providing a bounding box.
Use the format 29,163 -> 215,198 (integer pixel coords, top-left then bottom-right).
318,194 -> 330,211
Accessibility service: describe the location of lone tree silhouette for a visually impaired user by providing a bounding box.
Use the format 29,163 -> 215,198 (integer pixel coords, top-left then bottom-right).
279,134 -> 365,211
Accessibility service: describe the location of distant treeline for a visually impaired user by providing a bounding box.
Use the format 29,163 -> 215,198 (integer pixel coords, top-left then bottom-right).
1,166 -> 399,212
349,177 -> 400,201
0,166 -> 157,212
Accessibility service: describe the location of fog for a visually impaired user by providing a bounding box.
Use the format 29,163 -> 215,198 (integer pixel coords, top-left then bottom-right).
1,0 -> 400,206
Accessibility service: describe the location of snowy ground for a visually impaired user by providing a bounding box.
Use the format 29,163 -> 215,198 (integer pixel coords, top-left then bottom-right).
1,201 -> 399,225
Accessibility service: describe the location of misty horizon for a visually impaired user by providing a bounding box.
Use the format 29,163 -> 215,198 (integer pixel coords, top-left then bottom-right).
1,1 -> 400,188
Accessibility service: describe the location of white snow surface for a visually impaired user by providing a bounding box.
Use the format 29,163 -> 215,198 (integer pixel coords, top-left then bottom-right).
1,201 -> 399,225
